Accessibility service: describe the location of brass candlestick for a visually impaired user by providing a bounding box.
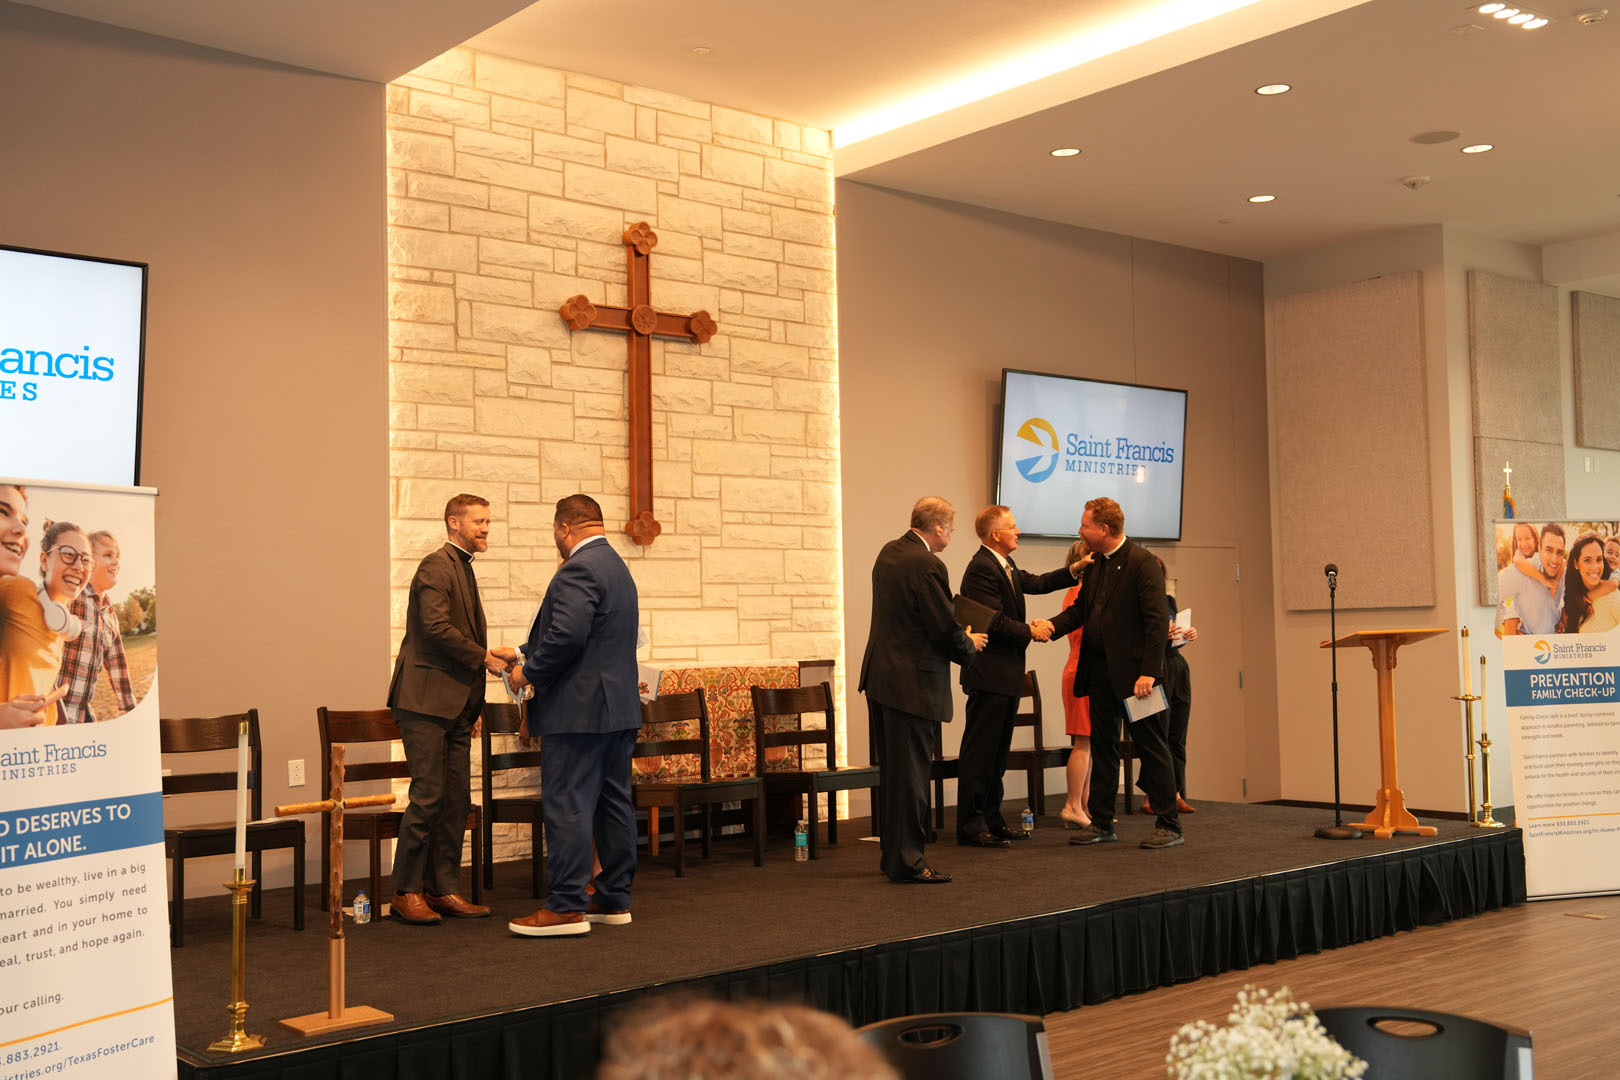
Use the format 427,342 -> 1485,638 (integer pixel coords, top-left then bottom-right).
1475,655 -> 1505,828
207,867 -> 266,1053
1452,627 -> 1481,824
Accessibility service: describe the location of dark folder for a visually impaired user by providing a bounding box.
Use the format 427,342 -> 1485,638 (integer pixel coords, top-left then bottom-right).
953,593 -> 998,633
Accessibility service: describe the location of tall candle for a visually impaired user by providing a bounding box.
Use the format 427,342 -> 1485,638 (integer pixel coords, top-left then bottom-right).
234,719 -> 249,871
1460,626 -> 1472,697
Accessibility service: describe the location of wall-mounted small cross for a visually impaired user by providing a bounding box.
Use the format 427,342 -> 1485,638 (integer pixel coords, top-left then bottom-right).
559,222 -> 717,546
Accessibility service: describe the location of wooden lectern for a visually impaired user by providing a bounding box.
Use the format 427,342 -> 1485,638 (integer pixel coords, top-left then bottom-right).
1319,628 -> 1448,838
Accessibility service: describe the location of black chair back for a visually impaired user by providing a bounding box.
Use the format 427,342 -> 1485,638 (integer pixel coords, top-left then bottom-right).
857,1012 -> 1054,1080
637,690 -> 712,782
751,681 -> 836,773
1314,1006 -> 1532,1080
160,710 -> 264,818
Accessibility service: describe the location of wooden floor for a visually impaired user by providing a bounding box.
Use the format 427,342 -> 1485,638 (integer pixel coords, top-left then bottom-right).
1044,894 -> 1619,1079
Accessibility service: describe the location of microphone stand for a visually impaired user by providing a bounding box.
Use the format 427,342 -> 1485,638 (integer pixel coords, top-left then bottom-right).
1316,567 -> 1362,840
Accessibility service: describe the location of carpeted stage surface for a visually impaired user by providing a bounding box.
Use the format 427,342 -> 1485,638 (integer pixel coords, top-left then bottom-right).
172,801 -> 1518,1073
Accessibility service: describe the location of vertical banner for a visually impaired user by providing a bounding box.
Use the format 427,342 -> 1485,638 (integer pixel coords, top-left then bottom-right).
1496,518 -> 1620,899
0,478 -> 174,1078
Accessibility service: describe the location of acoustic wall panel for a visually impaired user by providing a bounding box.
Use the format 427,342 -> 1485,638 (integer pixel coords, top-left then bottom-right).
1573,291 -> 1620,452
1468,271 -> 1564,603
1468,271 -> 1561,442
1272,271 -> 1435,611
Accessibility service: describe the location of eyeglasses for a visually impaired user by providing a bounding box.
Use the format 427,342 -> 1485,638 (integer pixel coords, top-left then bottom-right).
52,545 -> 90,568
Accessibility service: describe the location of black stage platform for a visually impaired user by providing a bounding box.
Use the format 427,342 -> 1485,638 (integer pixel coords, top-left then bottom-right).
172,802 -> 1524,1079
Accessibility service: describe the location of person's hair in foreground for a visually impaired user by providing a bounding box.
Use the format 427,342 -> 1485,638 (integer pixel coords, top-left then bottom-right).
595,997 -> 898,1080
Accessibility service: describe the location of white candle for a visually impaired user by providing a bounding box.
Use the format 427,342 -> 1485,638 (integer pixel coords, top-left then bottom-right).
1460,626 -> 1472,697
234,720 -> 249,871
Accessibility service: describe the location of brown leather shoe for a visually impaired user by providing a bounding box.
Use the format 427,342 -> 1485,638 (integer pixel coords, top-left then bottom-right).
509,908 -> 589,937
390,892 -> 442,925
585,899 -> 631,926
425,892 -> 490,919
1177,797 -> 1197,814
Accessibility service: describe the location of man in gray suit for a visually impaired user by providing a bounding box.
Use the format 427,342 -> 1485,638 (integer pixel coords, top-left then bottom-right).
388,493 -> 510,924
503,494 -> 642,937
860,496 -> 987,884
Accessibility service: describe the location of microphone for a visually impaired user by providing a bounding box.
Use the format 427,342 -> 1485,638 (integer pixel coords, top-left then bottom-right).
1324,563 -> 1338,580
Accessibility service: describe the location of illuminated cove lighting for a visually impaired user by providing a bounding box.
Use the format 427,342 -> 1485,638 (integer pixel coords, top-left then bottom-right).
834,0 -> 1266,148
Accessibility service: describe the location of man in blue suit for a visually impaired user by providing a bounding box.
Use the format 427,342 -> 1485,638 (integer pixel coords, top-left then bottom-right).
501,494 -> 642,937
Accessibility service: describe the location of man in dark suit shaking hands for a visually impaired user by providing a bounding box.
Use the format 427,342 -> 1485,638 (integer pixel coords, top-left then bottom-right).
860,497 -> 987,884
388,493 -> 508,924
1047,497 -> 1181,849
502,494 -> 642,937
955,505 -> 1076,847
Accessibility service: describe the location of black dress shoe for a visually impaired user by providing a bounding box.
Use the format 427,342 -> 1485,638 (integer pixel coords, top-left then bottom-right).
958,831 -> 1012,848
990,825 -> 1031,841
893,866 -> 952,884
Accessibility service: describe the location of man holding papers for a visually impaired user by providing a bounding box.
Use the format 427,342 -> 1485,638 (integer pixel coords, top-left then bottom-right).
1047,497 -> 1181,849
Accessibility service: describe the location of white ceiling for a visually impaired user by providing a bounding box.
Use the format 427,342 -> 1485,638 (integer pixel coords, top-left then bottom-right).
16,0 -> 1620,277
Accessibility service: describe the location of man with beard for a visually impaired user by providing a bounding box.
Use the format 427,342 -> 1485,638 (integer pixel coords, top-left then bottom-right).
387,493 -> 507,924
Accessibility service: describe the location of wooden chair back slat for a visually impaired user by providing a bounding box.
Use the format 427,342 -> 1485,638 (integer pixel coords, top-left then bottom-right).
636,690 -> 711,781
159,709 -> 265,817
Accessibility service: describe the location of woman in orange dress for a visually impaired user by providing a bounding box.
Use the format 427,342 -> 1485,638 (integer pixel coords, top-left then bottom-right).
1058,541 -> 1094,827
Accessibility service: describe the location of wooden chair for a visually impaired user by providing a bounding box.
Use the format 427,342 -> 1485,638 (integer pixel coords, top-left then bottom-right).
479,701 -> 544,897
633,690 -> 765,876
751,682 -> 879,859
316,707 -> 482,910
160,710 -> 304,948
1002,672 -> 1072,817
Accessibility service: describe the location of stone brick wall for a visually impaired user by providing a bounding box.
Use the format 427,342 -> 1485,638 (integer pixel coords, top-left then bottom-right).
385,49 -> 844,863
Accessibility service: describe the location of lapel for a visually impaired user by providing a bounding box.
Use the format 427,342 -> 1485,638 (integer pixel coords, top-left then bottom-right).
443,543 -> 484,640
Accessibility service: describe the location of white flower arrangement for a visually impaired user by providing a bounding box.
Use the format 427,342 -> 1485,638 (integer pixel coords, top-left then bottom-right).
1166,985 -> 1368,1080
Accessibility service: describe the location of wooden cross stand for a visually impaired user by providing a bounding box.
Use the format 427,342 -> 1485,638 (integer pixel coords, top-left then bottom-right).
559,222 -> 717,546
273,745 -> 397,1036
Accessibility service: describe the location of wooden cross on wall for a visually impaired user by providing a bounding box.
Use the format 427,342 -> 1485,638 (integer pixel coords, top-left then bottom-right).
559,222 -> 717,546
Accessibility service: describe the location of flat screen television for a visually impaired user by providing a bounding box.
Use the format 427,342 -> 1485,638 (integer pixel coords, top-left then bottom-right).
0,244 -> 148,486
994,368 -> 1187,541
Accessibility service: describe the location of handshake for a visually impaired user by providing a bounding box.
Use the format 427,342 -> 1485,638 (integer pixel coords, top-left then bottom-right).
484,646 -> 527,689
1029,619 -> 1056,643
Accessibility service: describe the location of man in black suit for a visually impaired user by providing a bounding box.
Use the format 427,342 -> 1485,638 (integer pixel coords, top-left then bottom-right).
387,493 -> 510,923
955,505 -> 1076,847
1047,496 -> 1181,849
859,496 -> 987,884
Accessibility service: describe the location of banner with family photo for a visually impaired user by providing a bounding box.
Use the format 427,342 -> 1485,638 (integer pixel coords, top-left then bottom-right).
0,477 -> 174,1078
1495,518 -> 1620,900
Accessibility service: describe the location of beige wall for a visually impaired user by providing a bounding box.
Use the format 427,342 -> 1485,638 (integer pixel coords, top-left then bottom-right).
0,3 -> 388,884
836,182 -> 1278,811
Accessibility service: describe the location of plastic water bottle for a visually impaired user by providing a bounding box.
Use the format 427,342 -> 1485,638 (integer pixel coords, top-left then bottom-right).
353,890 -> 370,925
1022,806 -> 1036,833
794,819 -> 809,861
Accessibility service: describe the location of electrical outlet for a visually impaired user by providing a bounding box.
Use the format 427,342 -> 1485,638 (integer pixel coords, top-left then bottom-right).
288,759 -> 306,787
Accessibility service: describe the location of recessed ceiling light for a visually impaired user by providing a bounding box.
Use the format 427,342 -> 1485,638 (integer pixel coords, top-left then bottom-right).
1524,15 -> 1549,26
1255,83 -> 1291,96
1477,1 -> 1505,11
1247,194 -> 1276,203
691,46 -> 711,55
1050,147 -> 1081,157
1508,10 -> 1533,21
1461,143 -> 1495,154
1493,6 -> 1520,17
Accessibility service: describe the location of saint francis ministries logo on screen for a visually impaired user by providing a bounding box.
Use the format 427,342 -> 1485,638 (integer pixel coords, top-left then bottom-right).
1013,417 -> 1060,483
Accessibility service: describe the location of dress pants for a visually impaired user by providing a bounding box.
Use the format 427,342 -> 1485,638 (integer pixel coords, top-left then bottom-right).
540,728 -> 638,914
1163,648 -> 1192,797
1079,655 -> 1179,835
956,689 -> 1018,837
393,702 -> 477,895
870,699 -> 936,881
